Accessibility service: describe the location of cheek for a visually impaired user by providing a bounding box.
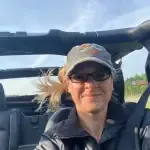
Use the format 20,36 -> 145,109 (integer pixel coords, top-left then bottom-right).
96,79 -> 113,97
101,80 -> 113,98
68,82 -> 84,103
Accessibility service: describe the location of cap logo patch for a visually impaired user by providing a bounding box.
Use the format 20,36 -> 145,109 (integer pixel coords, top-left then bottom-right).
80,44 -> 100,54
80,44 -> 91,49
88,49 -> 100,54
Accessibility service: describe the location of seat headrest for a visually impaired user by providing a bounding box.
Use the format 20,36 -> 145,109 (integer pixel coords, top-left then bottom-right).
0,83 -> 6,109
59,93 -> 74,108
113,63 -> 125,104
45,107 -> 72,132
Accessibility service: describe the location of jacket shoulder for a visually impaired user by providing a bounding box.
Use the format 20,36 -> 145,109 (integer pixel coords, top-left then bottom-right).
34,134 -> 61,150
123,102 -> 137,117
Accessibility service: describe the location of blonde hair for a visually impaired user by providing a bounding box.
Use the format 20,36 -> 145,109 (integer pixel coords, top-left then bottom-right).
34,66 -> 67,112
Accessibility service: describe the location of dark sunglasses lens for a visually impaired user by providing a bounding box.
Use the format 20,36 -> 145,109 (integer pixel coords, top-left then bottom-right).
70,74 -> 87,82
93,72 -> 111,81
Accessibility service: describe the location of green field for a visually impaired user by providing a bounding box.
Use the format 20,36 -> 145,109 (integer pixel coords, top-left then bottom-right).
146,101 -> 150,109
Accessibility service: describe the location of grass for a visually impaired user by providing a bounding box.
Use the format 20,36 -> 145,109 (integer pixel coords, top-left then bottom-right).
146,101 -> 150,109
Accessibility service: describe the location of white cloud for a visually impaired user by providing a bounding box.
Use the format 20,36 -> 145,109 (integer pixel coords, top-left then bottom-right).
65,0 -> 98,32
100,6 -> 150,30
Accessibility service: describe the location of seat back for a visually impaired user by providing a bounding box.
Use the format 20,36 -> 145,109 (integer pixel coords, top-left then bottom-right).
18,144 -> 37,150
19,112 -> 51,145
59,93 -> 74,108
18,110 -> 53,150
0,83 -> 6,109
0,83 -> 20,150
0,109 -> 20,150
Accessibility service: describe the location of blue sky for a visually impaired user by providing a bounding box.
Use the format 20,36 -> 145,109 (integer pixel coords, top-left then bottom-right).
0,0 -> 150,95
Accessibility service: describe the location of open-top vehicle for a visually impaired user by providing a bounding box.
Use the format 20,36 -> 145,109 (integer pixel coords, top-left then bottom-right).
0,20 -> 150,150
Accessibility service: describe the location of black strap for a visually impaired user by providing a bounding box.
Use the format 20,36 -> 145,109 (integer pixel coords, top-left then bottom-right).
117,83 -> 150,150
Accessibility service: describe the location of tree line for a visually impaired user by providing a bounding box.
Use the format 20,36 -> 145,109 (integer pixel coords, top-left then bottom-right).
125,73 -> 148,97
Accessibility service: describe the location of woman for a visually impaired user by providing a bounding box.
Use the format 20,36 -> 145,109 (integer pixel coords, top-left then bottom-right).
35,43 -> 134,150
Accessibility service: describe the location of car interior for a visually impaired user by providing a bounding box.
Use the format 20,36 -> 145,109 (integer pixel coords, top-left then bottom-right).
0,20 -> 150,150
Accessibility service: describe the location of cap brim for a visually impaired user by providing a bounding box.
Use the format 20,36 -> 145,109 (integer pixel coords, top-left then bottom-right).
66,57 -> 115,76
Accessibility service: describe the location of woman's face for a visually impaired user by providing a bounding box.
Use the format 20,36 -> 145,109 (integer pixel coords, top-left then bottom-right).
66,61 -> 114,114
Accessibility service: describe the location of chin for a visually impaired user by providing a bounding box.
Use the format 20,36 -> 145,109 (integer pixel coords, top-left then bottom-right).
86,108 -> 101,114
81,97 -> 108,113
85,105 -> 103,114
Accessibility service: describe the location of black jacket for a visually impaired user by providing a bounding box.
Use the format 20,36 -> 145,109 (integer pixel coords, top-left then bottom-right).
35,100 -> 137,150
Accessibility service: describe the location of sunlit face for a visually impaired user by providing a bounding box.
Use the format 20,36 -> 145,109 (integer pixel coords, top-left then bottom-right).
66,61 -> 114,114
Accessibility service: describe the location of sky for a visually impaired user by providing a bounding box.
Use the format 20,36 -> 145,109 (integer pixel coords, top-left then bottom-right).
0,0 -> 150,95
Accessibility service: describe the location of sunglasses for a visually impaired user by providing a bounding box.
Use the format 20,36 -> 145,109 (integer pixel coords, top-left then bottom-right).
68,71 -> 111,83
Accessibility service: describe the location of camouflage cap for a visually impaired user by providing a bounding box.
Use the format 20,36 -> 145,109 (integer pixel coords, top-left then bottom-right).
65,43 -> 116,76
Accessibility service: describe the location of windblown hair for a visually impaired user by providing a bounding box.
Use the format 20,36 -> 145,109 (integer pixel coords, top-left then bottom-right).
34,65 -> 118,112
34,66 -> 67,111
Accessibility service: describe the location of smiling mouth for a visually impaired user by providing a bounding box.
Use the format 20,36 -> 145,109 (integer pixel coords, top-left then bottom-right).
83,94 -> 101,97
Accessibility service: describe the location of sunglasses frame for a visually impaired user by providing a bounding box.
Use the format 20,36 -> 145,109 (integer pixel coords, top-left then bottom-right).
68,70 -> 112,83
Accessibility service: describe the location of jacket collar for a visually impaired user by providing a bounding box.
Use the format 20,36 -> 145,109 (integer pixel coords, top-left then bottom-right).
46,100 -> 128,141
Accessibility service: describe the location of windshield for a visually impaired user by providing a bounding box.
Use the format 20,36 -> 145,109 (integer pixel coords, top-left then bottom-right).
0,0 -> 150,97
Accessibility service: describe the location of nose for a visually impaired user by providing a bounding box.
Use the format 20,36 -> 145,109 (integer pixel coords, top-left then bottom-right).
84,76 -> 97,88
